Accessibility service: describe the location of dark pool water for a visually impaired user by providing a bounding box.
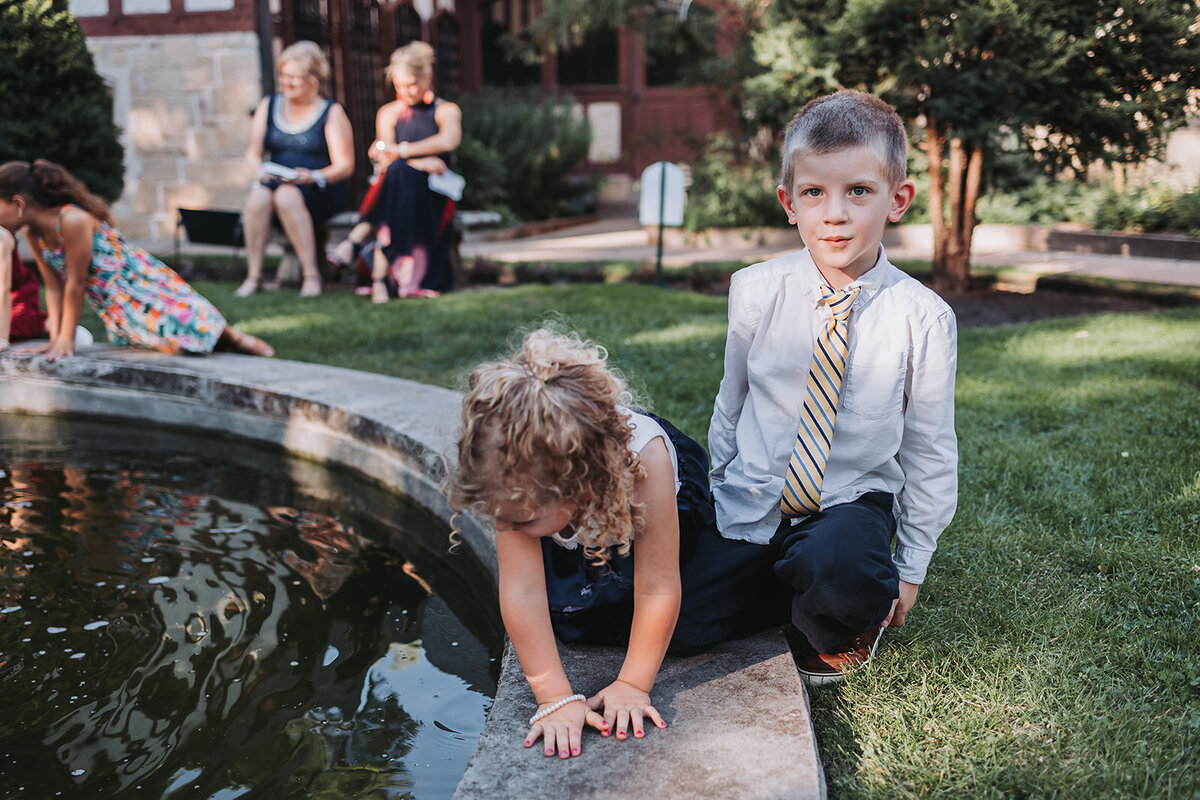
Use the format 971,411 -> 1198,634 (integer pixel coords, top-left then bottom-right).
0,416 -> 503,799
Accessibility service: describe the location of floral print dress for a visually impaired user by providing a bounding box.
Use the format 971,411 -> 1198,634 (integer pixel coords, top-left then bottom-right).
39,206 -> 226,353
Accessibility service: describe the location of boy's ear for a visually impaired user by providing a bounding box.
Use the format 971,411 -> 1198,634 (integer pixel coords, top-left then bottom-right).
777,185 -> 797,225
888,180 -> 917,223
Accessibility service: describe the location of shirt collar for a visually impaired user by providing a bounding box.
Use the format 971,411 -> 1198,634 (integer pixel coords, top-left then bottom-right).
801,245 -> 892,310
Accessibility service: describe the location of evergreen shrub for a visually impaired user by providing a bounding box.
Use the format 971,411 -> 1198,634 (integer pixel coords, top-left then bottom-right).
682,136 -> 785,230
1090,184 -> 1200,237
455,89 -> 593,222
0,0 -> 124,201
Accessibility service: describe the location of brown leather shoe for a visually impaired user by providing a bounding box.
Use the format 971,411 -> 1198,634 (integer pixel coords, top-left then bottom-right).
796,625 -> 883,686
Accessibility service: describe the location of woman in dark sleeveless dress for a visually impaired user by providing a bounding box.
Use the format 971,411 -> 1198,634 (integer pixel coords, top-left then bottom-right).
238,41 -> 354,298
355,42 -> 462,302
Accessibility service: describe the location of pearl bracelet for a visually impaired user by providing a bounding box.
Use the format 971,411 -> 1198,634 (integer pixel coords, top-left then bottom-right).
529,694 -> 586,726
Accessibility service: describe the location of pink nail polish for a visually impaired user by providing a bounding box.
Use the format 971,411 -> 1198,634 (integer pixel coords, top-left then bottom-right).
571,748 -> 579,755
635,730 -> 643,737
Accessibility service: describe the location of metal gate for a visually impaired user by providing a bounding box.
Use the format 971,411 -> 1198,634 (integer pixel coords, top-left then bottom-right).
276,0 -> 385,205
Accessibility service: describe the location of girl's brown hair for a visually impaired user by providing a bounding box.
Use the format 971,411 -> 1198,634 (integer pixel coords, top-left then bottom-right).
0,160 -> 112,224
446,328 -> 645,565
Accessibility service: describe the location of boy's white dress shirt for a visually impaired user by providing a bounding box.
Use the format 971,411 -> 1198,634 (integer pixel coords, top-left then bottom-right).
708,246 -> 958,584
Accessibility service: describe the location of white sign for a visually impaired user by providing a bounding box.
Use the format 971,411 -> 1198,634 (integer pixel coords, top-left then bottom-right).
639,161 -> 685,227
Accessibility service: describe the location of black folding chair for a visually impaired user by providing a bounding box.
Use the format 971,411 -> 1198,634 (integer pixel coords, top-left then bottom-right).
175,208 -> 244,266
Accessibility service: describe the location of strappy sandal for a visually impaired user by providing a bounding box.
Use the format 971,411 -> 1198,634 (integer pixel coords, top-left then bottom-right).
370,278 -> 390,304
327,238 -> 356,271
234,277 -> 262,297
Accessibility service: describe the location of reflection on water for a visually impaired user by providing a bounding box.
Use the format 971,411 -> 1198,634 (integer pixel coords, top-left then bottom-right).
0,417 -> 502,799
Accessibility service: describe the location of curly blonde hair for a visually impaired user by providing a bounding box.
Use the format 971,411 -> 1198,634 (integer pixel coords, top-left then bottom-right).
446,328 -> 645,565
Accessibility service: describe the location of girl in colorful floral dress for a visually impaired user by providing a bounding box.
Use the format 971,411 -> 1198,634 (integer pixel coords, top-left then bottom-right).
0,160 -> 273,360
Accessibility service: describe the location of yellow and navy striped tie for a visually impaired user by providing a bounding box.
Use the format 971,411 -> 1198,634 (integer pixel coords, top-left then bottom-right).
781,285 -> 861,518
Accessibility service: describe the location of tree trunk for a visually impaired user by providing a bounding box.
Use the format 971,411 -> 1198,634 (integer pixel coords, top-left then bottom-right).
921,120 -> 948,283
926,125 -> 984,295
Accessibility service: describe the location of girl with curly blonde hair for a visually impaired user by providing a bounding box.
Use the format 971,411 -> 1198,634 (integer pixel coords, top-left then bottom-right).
448,327 -> 785,761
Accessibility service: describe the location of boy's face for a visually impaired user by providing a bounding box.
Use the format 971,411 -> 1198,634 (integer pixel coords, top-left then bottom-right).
778,144 -> 915,286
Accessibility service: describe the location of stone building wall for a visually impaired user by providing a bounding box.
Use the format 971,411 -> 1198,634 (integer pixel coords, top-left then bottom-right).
86,32 -> 262,243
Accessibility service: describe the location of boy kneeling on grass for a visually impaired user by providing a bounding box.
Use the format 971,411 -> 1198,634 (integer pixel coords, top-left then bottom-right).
708,90 -> 959,684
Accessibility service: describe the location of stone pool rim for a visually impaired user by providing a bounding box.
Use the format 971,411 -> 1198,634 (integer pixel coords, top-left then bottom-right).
1,345 -> 827,799
0,345 -> 495,578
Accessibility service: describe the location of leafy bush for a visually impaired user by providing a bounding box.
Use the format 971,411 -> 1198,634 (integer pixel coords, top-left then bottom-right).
1089,184 -> 1200,236
682,136 -> 786,230
455,89 -> 593,222
975,179 -> 1103,226
0,0 -> 124,200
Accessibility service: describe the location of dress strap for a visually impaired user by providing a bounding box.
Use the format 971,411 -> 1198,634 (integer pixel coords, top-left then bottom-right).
54,204 -> 73,248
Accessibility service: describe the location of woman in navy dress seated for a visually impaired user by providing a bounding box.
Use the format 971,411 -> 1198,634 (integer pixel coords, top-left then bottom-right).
238,41 -> 354,298
355,42 -> 462,302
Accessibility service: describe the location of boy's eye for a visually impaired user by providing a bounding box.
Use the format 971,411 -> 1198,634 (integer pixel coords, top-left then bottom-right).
802,188 -> 821,198
850,186 -> 868,197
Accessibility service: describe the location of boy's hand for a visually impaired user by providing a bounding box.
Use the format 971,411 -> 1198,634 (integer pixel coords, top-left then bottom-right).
884,580 -> 920,628
588,679 -> 666,741
524,698 -> 607,759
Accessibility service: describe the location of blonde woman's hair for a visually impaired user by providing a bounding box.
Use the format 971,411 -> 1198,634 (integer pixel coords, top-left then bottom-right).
446,328 -> 645,565
387,41 -> 436,81
278,40 -> 330,87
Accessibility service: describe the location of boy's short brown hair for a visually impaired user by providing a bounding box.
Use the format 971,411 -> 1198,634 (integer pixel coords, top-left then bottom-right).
779,90 -> 909,190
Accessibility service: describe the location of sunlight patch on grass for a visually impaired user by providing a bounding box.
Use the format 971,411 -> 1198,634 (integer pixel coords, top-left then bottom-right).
620,320 -> 729,346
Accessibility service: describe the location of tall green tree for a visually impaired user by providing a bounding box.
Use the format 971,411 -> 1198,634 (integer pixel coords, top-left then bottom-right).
0,0 -> 124,201
744,0 -> 1200,292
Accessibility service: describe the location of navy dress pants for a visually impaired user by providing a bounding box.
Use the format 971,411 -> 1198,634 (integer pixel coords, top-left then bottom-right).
541,414 -> 788,656
770,491 -> 900,653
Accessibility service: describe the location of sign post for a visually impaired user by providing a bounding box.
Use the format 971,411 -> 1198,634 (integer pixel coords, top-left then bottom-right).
639,162 -> 685,286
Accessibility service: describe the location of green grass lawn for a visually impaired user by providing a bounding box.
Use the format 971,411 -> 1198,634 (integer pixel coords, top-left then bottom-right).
179,281 -> 1200,797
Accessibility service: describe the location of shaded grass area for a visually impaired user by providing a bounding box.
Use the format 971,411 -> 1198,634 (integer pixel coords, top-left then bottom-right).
121,281 -> 1200,798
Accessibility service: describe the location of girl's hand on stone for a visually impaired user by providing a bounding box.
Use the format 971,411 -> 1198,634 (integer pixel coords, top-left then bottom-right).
43,339 -> 74,362
588,679 -> 665,741
524,699 -> 606,759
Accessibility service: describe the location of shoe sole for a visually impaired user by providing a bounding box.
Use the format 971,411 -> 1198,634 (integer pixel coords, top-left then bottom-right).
797,626 -> 884,687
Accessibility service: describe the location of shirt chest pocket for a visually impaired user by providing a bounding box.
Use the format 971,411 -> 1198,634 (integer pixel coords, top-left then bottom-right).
842,350 -> 906,420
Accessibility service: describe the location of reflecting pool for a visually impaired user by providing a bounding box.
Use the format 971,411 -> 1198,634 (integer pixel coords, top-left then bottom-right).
0,415 -> 502,799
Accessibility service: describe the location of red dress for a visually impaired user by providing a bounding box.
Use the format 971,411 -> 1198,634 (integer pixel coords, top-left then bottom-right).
8,250 -> 47,341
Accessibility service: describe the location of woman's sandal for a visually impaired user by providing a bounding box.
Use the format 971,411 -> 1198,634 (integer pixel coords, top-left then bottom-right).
327,238 -> 356,271
234,277 -> 262,297
370,278 -> 390,304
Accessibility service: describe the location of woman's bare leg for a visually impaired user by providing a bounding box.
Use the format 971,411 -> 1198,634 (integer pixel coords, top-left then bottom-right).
272,184 -> 322,296
370,245 -> 390,304
238,185 -> 274,296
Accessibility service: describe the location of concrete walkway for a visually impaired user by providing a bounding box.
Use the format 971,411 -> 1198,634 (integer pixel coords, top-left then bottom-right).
462,212 -> 1200,288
